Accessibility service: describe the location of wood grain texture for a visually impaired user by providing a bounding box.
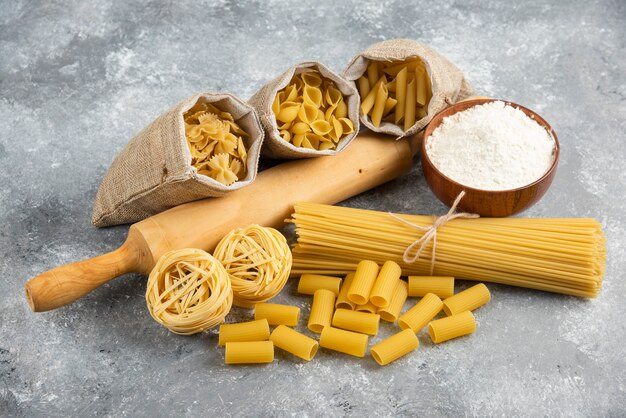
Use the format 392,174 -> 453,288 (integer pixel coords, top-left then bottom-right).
25,131 -> 420,312
421,98 -> 560,217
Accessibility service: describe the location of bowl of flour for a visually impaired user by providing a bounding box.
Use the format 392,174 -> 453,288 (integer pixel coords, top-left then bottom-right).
421,98 -> 559,217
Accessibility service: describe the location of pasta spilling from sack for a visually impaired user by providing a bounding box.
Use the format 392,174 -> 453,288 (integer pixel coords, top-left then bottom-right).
272,71 -> 355,151
288,202 -> 606,298
358,59 -> 432,131
183,102 -> 249,185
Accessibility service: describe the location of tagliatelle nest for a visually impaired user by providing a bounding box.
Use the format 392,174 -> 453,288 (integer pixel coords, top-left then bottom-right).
213,225 -> 293,308
146,248 -> 233,335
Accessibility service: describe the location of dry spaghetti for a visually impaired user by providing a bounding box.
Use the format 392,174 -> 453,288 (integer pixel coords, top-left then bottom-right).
289,203 -> 606,298
146,248 -> 233,335
213,225 -> 292,308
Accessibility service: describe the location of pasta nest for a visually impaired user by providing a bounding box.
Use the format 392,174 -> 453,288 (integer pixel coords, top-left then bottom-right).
146,249 -> 233,335
213,225 -> 293,308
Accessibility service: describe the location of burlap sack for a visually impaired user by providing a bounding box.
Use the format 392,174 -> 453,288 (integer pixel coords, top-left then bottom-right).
91,93 -> 264,227
343,39 -> 474,139
249,61 -> 360,159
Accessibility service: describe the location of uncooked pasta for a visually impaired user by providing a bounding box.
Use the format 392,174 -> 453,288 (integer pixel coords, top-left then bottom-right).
214,224 -> 292,308
289,203 -> 606,298
145,248 -> 233,335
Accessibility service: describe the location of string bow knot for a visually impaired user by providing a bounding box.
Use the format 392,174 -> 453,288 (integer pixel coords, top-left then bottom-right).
388,191 -> 479,274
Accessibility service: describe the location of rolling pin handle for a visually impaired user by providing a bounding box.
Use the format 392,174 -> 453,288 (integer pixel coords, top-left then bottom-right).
24,241 -> 141,312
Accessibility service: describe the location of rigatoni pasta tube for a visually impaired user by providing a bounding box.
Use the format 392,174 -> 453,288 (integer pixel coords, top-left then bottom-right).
319,326 -> 368,357
398,293 -> 443,333
348,260 -> 379,305
225,341 -> 274,364
332,309 -> 380,335
378,280 -> 408,322
298,274 -> 342,296
255,303 -> 300,326
443,283 -> 491,316
336,273 -> 356,310
270,325 -> 319,361
218,319 -> 270,346
408,276 -> 455,299
308,289 -> 336,333
428,311 -> 476,343
355,301 -> 378,313
371,329 -> 419,366
370,261 -> 401,308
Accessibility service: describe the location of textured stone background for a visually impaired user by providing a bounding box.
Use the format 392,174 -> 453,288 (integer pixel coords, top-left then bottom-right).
1,0 -> 625,416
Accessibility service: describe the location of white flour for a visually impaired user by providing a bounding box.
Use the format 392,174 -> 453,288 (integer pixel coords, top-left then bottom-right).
425,101 -> 556,191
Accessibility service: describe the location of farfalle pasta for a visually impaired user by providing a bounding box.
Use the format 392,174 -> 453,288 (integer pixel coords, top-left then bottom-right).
92,93 -> 264,227
183,102 -> 249,186
249,61 -> 360,159
343,39 -> 474,138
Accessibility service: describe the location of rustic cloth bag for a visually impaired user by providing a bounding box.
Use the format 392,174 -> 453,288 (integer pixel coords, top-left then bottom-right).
91,92 -> 264,227
342,39 -> 474,139
248,61 -> 360,159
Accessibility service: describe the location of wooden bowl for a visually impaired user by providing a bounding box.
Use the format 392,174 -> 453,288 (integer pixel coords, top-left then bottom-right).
421,98 -> 560,217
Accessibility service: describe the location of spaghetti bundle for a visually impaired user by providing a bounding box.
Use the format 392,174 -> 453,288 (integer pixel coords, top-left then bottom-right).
289,203 -> 606,298
146,249 -> 233,335
214,225 -> 292,308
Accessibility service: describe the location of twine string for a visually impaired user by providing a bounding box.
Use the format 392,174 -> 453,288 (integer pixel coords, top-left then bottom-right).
388,191 -> 479,274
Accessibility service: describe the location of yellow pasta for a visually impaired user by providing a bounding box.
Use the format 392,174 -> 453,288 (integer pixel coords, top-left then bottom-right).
297,274 -> 342,296
218,319 -> 270,346
308,289 -> 336,333
408,276 -> 455,299
347,260 -> 379,305
183,102 -> 249,185
332,308 -> 380,335
357,59 -> 432,132
273,70 -> 352,151
355,301 -> 378,313
378,280 -> 408,322
213,225 -> 292,308
370,260 -> 401,308
442,283 -> 491,316
428,311 -> 476,343
370,329 -> 419,366
255,303 -> 300,327
370,81 -> 388,127
319,326 -> 368,357
225,341 -> 274,364
269,325 -> 319,361
336,273 -> 356,310
145,249 -> 232,335
398,293 -> 444,333
289,202 -> 605,298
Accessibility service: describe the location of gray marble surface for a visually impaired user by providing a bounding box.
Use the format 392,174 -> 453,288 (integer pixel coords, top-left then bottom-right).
1,0 -> 625,416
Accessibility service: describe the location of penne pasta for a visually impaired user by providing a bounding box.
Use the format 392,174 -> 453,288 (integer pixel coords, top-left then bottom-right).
394,67 -> 407,124
370,82 -> 388,127
404,77 -> 416,131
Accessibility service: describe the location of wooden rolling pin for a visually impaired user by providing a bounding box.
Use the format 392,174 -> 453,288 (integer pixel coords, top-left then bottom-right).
25,131 -> 421,312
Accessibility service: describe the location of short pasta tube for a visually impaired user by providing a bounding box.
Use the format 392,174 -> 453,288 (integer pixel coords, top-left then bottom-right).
428,311 -> 476,343
355,301 -> 378,314
348,260 -> 379,305
332,309 -> 380,336
371,329 -> 419,366
378,280 -> 408,322
336,273 -> 356,310
398,293 -> 443,333
408,276 -> 455,299
298,274 -> 342,296
308,289 -> 336,333
370,260 -> 402,308
319,326 -> 368,357
255,303 -> 300,326
270,325 -> 319,361
442,283 -> 491,316
218,318 -> 270,346
225,341 -> 274,364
